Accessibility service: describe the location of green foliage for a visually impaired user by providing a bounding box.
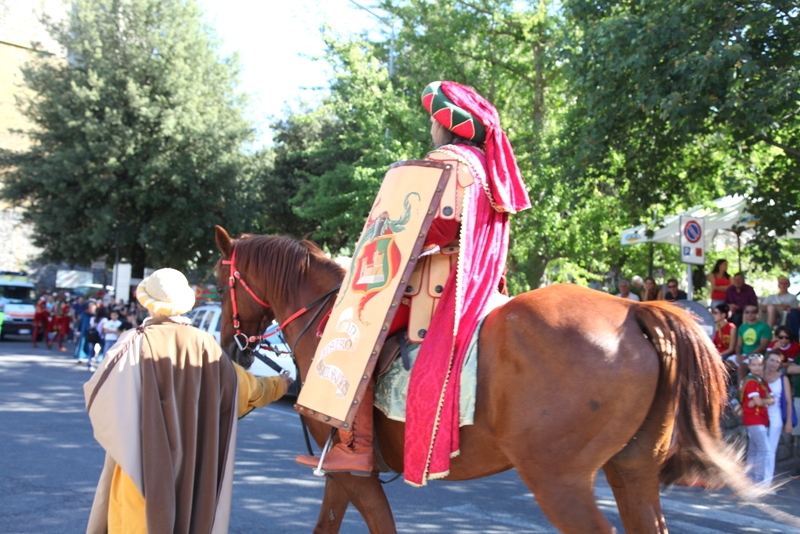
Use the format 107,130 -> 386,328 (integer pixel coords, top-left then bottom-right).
12,0 -> 789,288
265,35 -> 426,253
0,0 -> 254,276
273,0 -> 750,290
561,0 -> 800,267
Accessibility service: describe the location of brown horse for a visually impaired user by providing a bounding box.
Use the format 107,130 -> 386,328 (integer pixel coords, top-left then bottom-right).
214,226 -> 753,534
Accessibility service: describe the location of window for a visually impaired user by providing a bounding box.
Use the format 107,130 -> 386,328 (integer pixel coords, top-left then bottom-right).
0,286 -> 35,304
191,310 -> 207,328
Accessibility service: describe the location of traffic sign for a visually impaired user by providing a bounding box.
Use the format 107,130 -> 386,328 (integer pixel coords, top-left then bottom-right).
680,216 -> 705,265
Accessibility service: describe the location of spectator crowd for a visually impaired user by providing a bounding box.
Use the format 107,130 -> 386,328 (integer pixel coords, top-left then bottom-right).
613,261 -> 800,489
26,292 -> 148,371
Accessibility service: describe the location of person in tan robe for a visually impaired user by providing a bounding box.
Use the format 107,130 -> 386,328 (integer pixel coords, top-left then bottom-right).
84,268 -> 292,533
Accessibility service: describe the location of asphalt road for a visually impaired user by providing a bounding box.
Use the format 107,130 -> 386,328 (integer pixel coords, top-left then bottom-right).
2,338 -> 800,533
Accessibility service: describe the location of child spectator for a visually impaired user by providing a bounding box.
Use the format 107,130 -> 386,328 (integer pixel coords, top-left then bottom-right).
712,304 -> 737,362
86,307 -> 107,370
740,354 -> 774,483
99,309 -> 122,363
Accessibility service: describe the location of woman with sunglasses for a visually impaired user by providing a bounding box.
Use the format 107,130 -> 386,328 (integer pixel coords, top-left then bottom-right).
767,326 -> 800,368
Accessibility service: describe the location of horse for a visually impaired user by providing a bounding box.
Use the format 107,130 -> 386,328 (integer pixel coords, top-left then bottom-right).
213,225 -> 753,534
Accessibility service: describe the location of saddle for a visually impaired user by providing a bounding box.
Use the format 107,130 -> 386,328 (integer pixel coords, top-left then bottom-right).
376,330 -> 411,377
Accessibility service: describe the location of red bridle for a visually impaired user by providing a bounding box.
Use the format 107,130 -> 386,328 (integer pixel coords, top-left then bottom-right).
222,246 -> 339,352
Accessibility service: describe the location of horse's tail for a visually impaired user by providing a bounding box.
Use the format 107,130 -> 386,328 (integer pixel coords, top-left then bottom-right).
634,302 -> 758,500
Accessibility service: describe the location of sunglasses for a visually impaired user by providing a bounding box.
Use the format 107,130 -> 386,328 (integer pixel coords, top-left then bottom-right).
668,285 -> 677,289
777,335 -> 790,339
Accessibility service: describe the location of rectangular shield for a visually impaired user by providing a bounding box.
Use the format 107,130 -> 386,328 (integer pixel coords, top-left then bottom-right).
296,160 -> 452,428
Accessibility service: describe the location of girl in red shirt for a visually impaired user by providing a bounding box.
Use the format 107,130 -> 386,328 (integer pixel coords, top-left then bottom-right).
712,304 -> 737,360
741,354 -> 774,482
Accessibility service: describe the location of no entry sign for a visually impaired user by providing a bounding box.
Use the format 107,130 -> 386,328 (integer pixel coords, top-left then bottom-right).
680,216 -> 705,265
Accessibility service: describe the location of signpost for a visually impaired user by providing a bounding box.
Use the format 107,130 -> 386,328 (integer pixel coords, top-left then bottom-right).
112,263 -> 132,304
679,216 -> 705,300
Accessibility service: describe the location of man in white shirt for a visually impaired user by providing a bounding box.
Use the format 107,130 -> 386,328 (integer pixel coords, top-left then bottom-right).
763,276 -> 797,328
618,280 -> 640,301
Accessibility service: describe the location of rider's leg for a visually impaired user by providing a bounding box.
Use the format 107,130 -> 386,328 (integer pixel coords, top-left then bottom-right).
296,380 -> 374,475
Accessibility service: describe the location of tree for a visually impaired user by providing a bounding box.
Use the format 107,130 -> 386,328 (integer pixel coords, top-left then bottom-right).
248,111 -> 345,241
280,0 -> 670,288
378,0 -> 657,290
282,35 -> 426,253
0,0 -> 254,277
261,0 -> 753,290
561,0 -> 800,267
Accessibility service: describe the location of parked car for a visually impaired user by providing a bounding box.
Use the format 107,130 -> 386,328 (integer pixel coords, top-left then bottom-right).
184,304 -> 298,396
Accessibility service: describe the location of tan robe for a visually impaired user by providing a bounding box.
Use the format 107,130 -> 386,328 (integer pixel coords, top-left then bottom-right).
84,316 -> 283,533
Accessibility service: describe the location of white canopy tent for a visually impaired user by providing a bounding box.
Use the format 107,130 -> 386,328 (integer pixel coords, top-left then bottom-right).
620,195 -> 800,299
621,195 -> 800,250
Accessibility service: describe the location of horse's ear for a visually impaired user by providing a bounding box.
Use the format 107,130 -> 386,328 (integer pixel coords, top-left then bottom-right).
215,225 -> 233,257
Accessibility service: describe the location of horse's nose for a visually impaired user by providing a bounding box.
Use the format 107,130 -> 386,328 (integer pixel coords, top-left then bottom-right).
227,342 -> 255,370
223,340 -> 242,361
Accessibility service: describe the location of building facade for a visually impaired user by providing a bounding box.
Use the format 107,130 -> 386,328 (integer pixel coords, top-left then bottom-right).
0,0 -> 67,271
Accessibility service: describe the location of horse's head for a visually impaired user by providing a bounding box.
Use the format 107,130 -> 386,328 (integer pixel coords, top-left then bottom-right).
215,225 -> 347,375
214,225 -> 275,368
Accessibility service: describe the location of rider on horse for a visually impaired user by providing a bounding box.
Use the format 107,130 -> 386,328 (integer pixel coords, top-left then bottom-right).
296,81 -> 531,485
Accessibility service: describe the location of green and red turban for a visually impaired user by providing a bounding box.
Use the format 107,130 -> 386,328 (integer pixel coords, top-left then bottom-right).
422,81 -> 487,143
421,81 -> 531,214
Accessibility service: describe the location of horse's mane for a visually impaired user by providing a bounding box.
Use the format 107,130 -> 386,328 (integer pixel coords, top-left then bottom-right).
228,234 -> 345,306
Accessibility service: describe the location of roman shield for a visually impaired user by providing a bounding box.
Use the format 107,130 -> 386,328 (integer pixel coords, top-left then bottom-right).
296,159 -> 453,428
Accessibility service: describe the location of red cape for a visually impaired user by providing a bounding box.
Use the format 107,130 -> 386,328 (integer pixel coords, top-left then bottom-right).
404,145 -> 513,485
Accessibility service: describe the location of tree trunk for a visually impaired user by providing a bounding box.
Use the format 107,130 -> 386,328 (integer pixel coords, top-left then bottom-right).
130,242 -> 146,279
533,39 -> 545,131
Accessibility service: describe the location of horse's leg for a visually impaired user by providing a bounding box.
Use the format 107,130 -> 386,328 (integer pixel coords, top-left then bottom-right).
603,447 -> 669,533
601,379 -> 673,534
312,476 -> 351,534
601,357 -> 674,534
518,471 -> 616,533
326,472 -> 396,534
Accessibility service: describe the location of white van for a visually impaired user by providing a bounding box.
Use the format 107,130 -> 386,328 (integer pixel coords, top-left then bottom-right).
0,271 -> 37,340
184,304 -> 297,396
